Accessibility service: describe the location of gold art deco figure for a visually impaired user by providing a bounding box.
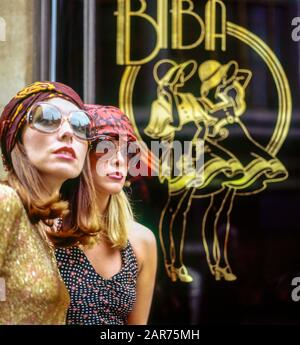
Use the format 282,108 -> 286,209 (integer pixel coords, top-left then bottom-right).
145,59 -> 288,283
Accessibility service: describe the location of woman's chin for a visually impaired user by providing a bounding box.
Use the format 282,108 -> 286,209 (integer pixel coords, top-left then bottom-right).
40,165 -> 82,181
59,170 -> 81,180
101,183 -> 124,195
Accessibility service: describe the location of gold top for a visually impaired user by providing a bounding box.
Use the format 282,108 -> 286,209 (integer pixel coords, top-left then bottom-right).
0,184 -> 70,324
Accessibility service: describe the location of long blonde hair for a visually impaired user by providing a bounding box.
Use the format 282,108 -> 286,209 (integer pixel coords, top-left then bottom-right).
100,189 -> 134,249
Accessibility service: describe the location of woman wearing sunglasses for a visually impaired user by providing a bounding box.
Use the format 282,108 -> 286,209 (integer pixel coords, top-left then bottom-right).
0,81 -> 100,324
56,105 -> 157,325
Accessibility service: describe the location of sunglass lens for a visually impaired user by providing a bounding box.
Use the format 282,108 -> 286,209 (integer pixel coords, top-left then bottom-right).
95,139 -> 116,160
31,104 -> 61,132
70,111 -> 92,139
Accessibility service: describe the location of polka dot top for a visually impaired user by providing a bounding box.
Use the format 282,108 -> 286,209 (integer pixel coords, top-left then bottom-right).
55,241 -> 138,325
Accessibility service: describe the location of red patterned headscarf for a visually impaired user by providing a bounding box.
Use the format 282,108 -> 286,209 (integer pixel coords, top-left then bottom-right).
0,81 -> 84,169
84,104 -> 137,145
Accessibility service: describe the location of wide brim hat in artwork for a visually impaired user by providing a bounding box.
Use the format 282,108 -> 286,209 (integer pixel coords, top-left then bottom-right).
153,59 -> 197,87
199,60 -> 238,96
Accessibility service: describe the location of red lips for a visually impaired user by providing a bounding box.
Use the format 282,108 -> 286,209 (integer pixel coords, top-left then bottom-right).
53,146 -> 76,159
106,171 -> 124,180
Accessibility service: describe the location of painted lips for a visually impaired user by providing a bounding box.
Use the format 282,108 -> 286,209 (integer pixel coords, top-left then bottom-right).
106,172 -> 124,180
53,146 -> 76,160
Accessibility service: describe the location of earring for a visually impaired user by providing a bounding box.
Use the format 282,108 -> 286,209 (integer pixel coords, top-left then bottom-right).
124,180 -> 131,188
88,141 -> 94,150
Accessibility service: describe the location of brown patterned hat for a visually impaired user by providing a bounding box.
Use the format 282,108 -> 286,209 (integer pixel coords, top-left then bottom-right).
0,81 -> 84,169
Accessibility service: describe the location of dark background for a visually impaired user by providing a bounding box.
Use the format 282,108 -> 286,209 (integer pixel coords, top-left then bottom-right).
55,0 -> 300,324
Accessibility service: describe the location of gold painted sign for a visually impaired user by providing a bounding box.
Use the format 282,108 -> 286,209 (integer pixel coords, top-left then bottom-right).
116,0 -> 291,282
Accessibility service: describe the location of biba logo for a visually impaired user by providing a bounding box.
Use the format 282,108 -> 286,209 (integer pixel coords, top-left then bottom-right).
116,0 -> 291,283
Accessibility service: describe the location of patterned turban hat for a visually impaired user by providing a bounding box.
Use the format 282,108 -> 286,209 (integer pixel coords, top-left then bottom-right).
0,81 -> 84,170
84,104 -> 137,146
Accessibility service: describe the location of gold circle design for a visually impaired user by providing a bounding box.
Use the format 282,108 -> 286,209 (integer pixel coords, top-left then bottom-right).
119,22 -> 292,171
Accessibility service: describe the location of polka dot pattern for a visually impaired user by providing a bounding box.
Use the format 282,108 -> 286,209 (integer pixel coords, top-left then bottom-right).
55,242 -> 138,325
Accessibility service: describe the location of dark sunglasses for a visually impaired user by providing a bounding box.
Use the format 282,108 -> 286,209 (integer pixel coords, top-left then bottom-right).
94,135 -> 140,161
27,102 -> 94,140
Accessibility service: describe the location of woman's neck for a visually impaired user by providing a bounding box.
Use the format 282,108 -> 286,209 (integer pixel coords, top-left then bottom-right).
96,190 -> 110,215
39,175 -> 62,199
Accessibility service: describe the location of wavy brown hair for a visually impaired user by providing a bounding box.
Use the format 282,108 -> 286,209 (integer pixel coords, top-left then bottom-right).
5,140 -> 101,247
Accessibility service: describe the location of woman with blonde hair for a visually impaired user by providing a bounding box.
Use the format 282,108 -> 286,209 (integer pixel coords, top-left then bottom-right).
56,105 -> 157,325
0,81 -> 100,324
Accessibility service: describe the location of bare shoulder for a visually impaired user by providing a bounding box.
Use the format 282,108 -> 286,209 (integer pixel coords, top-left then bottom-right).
129,220 -> 156,246
128,220 -> 157,267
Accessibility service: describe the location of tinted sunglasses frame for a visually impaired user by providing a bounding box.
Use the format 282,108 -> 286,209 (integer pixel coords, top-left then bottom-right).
26,102 -> 95,141
93,135 -> 140,161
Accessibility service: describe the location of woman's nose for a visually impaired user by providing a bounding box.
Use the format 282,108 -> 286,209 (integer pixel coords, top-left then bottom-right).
57,119 -> 74,142
112,147 -> 126,167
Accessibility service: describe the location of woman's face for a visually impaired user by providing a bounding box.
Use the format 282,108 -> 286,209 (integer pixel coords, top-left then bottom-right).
22,97 -> 88,183
89,138 -> 128,196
